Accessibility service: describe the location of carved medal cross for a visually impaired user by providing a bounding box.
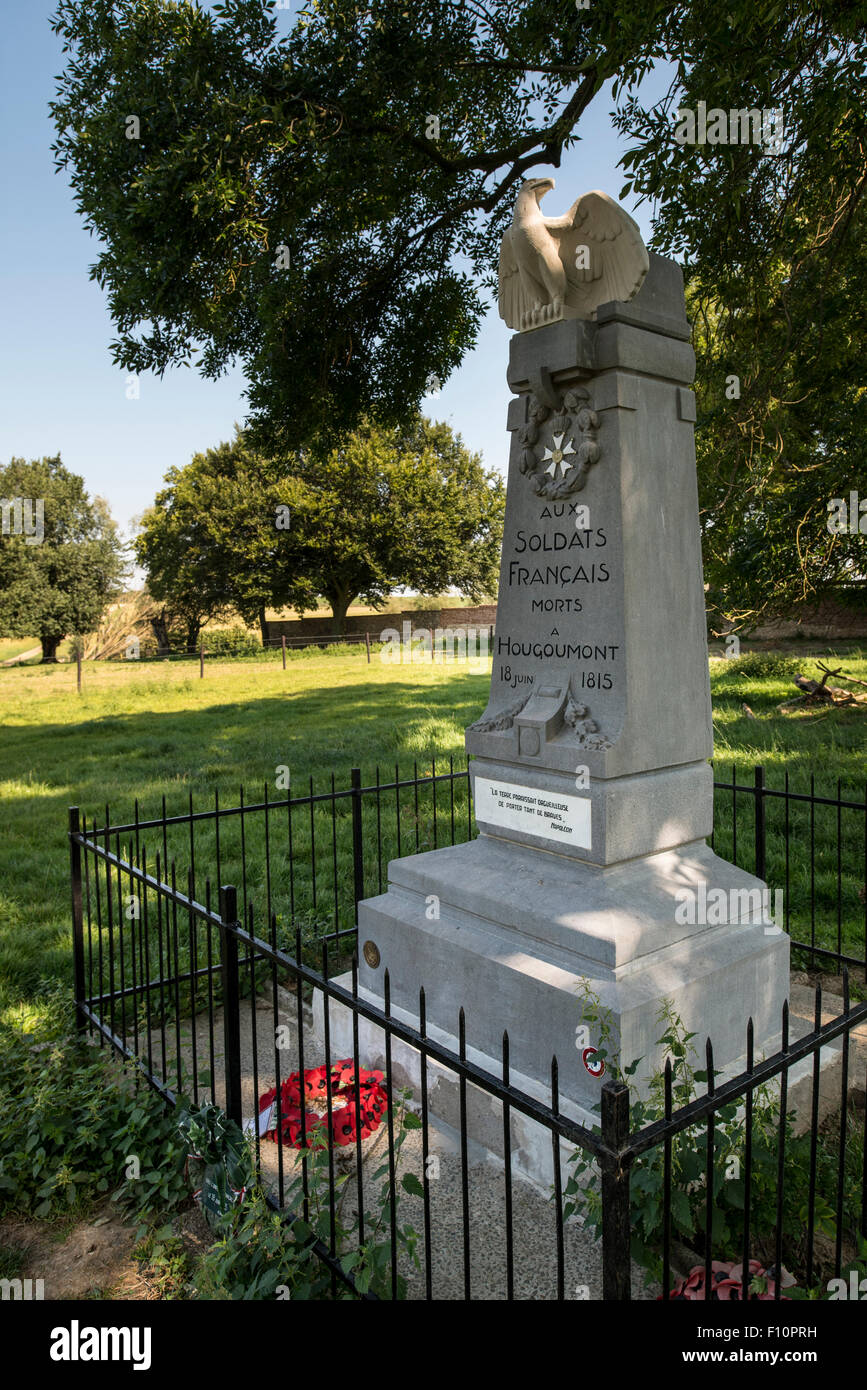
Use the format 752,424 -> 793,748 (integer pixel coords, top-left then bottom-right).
542,432 -> 576,479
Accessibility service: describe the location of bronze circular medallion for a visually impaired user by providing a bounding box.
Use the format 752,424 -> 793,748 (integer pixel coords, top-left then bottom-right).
362,939 -> 381,969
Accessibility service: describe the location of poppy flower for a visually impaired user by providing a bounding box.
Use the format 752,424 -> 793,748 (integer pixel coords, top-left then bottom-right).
258,1062 -> 388,1149
660,1259 -> 794,1301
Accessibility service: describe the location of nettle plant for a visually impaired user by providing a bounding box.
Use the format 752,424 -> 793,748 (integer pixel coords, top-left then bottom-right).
0,988 -> 188,1223
563,982 -> 844,1291
193,1088 -> 421,1300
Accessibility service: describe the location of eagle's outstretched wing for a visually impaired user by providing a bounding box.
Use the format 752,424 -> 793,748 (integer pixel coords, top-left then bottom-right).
548,190 -> 649,317
498,226 -> 527,329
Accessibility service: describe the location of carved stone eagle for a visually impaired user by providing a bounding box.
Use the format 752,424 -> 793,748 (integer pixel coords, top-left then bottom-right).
498,178 -> 649,333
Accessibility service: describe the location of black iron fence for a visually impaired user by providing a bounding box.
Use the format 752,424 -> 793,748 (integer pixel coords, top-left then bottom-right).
68,761 -> 867,1300
712,765 -> 867,973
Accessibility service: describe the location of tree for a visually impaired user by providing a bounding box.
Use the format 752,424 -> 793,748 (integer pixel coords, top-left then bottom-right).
136,419 -> 503,635
613,4 -> 867,625
134,435 -> 310,648
288,416 -> 504,630
50,0 -> 866,620
52,0 -> 865,452
0,457 -> 127,661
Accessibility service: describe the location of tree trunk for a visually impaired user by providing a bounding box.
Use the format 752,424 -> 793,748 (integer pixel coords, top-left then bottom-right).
40,633 -> 61,663
151,610 -> 170,654
259,605 -> 269,647
185,621 -> 201,655
328,588 -> 353,634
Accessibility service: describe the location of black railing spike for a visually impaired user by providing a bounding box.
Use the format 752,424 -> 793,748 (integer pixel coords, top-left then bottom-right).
814,986 -> 822,1032
746,1017 -> 754,1069
295,925 -> 302,963
843,967 -> 850,1013
383,969 -> 391,1015
419,987 -> 426,1035
706,1037 -> 715,1093
321,936 -> 329,976
781,998 -> 789,1050
551,1055 -> 559,1110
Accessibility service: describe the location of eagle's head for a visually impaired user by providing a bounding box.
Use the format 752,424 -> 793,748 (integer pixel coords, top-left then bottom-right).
525,176 -> 555,203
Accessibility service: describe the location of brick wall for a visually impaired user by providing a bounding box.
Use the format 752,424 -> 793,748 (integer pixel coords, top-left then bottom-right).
265,604 -> 497,642
746,593 -> 867,641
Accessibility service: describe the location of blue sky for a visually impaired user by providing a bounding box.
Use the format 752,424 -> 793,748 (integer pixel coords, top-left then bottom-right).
0,2 -> 668,546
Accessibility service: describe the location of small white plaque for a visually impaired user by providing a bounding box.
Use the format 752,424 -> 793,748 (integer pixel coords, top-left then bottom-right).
474,777 -> 591,849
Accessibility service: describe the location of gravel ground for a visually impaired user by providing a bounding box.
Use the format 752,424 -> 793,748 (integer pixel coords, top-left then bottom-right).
151,991 -> 652,1300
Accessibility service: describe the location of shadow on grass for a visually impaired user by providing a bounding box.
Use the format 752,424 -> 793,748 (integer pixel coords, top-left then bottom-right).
0,672 -> 489,1004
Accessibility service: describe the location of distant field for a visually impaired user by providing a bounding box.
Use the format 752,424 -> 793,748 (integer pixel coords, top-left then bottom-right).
0,645 -> 865,1026
0,637 -> 74,664
0,638 -> 39,662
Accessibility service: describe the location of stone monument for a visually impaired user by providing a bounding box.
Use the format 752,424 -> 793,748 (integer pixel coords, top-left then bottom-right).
325,180 -> 789,1119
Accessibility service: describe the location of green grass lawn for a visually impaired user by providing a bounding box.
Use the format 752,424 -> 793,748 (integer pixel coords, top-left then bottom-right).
1,645 -> 865,1030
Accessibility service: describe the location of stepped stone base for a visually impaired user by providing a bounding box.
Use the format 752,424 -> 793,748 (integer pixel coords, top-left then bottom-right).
310,978 -> 842,1196
350,834 -> 790,1114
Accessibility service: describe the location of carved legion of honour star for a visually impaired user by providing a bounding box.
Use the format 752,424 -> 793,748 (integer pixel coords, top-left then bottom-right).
543,433 -> 576,479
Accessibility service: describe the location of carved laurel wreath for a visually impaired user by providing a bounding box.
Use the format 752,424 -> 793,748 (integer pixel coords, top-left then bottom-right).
517,387 -> 601,500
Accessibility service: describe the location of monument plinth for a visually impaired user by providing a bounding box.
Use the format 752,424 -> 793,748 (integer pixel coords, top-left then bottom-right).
328,184 -> 789,1119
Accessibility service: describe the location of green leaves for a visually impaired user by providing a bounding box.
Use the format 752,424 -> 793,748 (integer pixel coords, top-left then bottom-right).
401,1171 -> 425,1197
44,0 -> 679,446
0,992 -> 188,1224
610,9 -> 867,628
192,1086 -> 421,1299
136,418 -> 503,634
564,990 -> 867,1294
0,457 -> 127,660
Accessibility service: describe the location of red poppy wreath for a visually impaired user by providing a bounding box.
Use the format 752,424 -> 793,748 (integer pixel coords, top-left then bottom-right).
258,1059 -> 388,1149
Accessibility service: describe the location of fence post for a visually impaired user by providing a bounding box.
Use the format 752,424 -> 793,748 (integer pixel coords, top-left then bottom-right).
218,885 -> 243,1126
365,631 -> 371,664
350,767 -> 365,910
754,764 -> 766,881
282,634 -> 287,670
199,644 -> 205,678
69,807 -> 86,1036
600,1080 -> 631,1300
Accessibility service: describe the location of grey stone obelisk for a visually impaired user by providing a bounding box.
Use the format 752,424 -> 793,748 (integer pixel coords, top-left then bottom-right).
347,251 -> 788,1113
